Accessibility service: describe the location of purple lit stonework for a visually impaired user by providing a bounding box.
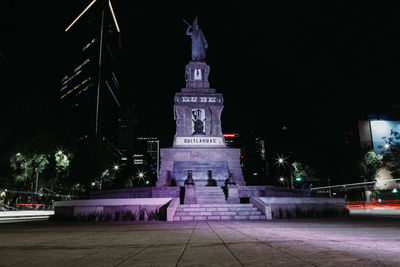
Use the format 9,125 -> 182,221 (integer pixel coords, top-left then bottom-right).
156,61 -> 245,187
53,59 -> 346,221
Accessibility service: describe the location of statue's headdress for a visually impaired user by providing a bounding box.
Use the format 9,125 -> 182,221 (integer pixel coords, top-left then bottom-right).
193,16 -> 198,26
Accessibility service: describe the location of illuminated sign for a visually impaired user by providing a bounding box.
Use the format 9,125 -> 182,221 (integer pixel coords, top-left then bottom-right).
175,137 -> 225,146
370,120 -> 400,155
223,133 -> 239,138
174,96 -> 223,103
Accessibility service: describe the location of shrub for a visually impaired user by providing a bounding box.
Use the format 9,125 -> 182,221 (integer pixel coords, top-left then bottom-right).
114,211 -> 120,221
104,213 -> 112,221
87,212 -> 98,221
147,209 -> 160,221
139,208 -> 146,221
122,210 -> 137,221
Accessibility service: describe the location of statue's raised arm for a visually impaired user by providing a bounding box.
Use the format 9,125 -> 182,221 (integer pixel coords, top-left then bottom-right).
185,17 -> 208,61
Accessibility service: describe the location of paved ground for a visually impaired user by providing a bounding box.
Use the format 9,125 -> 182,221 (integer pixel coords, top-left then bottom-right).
0,216 -> 399,266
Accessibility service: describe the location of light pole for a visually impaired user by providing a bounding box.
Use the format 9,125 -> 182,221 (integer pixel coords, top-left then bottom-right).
290,165 -> 293,189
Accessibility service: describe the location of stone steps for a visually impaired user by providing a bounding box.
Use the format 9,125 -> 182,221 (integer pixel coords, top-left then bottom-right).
195,187 -> 224,191
173,203 -> 266,221
195,186 -> 226,204
179,203 -> 254,208
196,199 -> 226,204
174,215 -> 266,221
177,207 -> 259,211
175,211 -> 263,216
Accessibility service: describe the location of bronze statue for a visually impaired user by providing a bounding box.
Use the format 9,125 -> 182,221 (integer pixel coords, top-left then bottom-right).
184,17 -> 208,61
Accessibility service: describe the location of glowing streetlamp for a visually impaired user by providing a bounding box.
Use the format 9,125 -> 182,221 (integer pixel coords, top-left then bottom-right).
275,154 -> 294,188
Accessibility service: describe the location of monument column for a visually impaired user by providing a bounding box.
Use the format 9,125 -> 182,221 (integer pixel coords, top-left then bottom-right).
156,17 -> 245,188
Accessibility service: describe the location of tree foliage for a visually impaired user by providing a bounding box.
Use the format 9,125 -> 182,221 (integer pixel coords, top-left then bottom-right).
382,145 -> 400,179
9,153 -> 49,190
360,149 -> 382,181
292,161 -> 315,180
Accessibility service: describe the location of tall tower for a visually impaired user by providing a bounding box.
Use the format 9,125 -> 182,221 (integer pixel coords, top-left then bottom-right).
157,56 -> 245,187
59,0 -> 122,144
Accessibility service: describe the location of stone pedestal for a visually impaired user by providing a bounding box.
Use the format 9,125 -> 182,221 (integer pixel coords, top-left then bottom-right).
157,60 -> 246,192
156,147 -> 245,187
184,185 -> 197,204
226,185 -> 240,204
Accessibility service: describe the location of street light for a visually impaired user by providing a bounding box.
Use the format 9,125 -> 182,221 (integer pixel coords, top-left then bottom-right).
275,153 -> 294,188
279,177 -> 287,187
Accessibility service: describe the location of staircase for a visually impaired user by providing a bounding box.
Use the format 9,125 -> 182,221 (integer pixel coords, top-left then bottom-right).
174,186 -> 265,221
195,186 -> 227,204
173,203 -> 266,221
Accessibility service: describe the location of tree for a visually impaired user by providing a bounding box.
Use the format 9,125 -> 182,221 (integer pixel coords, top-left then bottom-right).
382,145 -> 400,179
9,152 -> 49,192
360,149 -> 382,181
292,161 -> 316,181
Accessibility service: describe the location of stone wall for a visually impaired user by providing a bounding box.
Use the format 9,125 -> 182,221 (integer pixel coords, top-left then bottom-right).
239,186 -> 311,198
53,198 -> 173,221
86,186 -> 310,201
251,197 -> 348,219
87,187 -> 180,199
157,148 -> 245,187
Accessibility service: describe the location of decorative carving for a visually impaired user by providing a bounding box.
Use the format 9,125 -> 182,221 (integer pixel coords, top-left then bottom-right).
192,109 -> 206,135
174,106 -> 186,136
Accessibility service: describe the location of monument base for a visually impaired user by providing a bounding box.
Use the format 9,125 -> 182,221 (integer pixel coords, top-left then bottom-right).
156,147 -> 245,187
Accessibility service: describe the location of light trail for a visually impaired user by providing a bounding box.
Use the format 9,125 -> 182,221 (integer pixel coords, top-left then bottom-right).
311,178 -> 400,190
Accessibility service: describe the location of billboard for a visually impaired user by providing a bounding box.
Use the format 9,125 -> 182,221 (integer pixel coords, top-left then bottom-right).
370,120 -> 400,155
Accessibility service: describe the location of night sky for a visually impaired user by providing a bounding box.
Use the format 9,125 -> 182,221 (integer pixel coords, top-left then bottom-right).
2,1 -> 400,176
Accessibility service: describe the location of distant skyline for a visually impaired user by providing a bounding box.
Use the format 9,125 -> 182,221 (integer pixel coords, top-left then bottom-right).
1,1 -> 400,158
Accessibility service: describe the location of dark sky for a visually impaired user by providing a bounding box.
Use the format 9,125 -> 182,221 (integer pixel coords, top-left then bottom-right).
2,1 -> 400,161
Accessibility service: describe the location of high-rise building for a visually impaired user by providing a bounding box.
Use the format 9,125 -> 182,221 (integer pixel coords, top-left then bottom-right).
59,1 -> 123,146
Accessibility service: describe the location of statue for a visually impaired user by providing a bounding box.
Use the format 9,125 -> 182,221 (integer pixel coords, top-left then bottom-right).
184,17 -> 208,61
192,109 -> 205,135
185,170 -> 195,185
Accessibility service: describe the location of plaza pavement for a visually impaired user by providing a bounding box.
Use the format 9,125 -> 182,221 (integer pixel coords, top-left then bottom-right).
0,216 -> 399,266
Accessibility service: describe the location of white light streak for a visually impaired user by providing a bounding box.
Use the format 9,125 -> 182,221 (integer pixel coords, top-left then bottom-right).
108,0 -> 120,33
65,0 -> 98,32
